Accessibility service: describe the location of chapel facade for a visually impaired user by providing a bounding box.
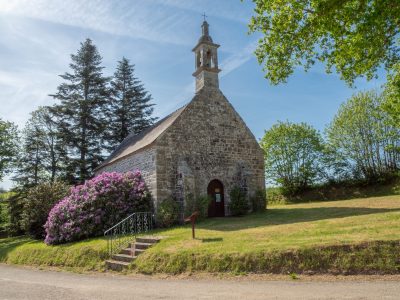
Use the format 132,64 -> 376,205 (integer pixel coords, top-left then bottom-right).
95,21 -> 265,217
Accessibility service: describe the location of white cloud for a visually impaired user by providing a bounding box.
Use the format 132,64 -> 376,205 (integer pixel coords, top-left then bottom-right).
220,40 -> 257,77
0,0 -> 191,45
153,0 -> 252,23
0,68 -> 60,127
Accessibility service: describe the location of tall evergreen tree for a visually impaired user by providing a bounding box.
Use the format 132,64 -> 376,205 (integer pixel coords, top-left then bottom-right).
13,107 -> 67,188
14,110 -> 48,188
50,39 -> 110,183
107,57 -> 156,150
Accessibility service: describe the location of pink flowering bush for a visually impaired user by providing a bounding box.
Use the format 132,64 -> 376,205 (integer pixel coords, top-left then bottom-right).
44,171 -> 152,245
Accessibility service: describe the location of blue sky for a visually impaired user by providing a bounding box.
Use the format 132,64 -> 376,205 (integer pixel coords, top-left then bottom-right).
0,0 -> 386,189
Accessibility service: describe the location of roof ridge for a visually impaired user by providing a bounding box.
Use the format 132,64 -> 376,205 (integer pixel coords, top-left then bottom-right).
96,104 -> 188,171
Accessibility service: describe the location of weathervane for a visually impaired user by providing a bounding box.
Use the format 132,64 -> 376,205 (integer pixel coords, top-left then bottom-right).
202,12 -> 207,22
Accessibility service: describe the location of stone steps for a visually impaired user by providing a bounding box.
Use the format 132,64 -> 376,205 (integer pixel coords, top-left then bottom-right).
112,253 -> 136,263
105,236 -> 162,271
136,236 -> 162,244
134,248 -> 146,256
135,242 -> 153,250
120,248 -> 133,256
105,260 -> 130,271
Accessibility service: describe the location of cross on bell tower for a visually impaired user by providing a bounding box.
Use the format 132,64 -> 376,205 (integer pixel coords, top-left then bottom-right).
192,19 -> 221,92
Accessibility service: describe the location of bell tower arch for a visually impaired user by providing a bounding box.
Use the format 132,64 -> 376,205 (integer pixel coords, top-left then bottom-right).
192,20 -> 221,92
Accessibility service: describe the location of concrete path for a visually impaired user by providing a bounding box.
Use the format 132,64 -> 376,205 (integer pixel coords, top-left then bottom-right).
0,264 -> 399,299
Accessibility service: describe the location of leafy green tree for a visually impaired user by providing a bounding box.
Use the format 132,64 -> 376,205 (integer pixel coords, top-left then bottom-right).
248,0 -> 400,85
106,57 -> 156,151
51,39 -> 110,183
326,90 -> 399,181
260,121 -> 324,195
0,118 -> 18,181
383,63 -> 400,128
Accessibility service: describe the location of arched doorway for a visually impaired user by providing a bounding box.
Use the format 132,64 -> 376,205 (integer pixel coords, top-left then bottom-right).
207,179 -> 225,217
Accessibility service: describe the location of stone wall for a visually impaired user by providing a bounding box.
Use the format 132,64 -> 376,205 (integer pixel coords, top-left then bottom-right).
96,147 -> 158,203
155,87 -> 265,215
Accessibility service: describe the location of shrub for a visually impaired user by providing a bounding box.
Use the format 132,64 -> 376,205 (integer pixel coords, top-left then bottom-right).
250,189 -> 267,212
6,193 -> 24,236
184,194 -> 211,220
22,181 -> 70,239
229,186 -> 249,216
0,198 -> 8,237
156,197 -> 180,228
266,187 -> 287,205
44,171 -> 152,245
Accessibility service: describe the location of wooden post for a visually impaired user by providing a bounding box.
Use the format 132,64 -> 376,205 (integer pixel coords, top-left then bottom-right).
184,211 -> 199,239
191,218 -> 195,239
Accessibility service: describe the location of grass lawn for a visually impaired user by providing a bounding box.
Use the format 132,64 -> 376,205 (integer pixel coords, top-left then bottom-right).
1,194 -> 399,274
136,195 -> 400,274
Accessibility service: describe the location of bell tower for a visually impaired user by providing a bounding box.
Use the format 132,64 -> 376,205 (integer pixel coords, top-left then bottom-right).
192,20 -> 221,92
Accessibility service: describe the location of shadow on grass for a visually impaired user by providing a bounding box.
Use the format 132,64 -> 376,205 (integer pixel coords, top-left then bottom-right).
199,237 -> 223,243
198,206 -> 400,232
0,236 -> 34,261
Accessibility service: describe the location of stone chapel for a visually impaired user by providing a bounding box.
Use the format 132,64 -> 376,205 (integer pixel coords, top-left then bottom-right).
95,21 -> 265,217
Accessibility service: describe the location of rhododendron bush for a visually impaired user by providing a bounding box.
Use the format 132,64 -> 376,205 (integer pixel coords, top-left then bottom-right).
45,171 -> 152,245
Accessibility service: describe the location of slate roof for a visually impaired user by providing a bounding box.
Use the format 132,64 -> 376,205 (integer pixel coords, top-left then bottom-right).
96,105 -> 187,170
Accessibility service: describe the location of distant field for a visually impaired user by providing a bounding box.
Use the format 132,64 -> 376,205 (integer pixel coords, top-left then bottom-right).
1,195 -> 400,274
267,178 -> 400,204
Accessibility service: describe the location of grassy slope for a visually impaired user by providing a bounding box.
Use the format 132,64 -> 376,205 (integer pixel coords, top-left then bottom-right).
0,236 -> 108,272
1,195 -> 399,274
135,195 -> 400,274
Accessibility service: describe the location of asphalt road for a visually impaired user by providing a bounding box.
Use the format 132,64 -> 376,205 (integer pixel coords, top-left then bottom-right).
0,264 -> 399,299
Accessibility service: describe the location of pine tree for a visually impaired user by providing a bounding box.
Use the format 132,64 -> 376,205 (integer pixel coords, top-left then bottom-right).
13,107 -> 67,188
14,110 -> 48,188
50,39 -> 110,183
107,57 -> 156,151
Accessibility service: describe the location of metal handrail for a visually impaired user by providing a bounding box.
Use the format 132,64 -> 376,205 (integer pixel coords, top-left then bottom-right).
104,212 -> 154,257
104,212 -> 136,236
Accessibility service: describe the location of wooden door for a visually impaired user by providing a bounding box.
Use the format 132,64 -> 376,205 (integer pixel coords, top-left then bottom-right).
207,179 -> 225,217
